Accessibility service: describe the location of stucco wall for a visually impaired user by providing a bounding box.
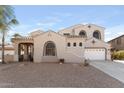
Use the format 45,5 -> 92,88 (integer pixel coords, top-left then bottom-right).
33,31 -> 66,63
11,24 -> 111,63
4,55 -> 14,63
58,24 -> 105,41
0,50 -> 14,58
33,32 -> 87,63
65,37 -> 85,59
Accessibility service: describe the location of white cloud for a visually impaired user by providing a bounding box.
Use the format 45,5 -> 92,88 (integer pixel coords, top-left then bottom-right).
105,24 -> 124,41
37,23 -> 42,26
40,17 -> 62,24
58,27 -> 65,30
5,24 -> 36,39
36,16 -> 63,29
54,12 -> 72,17
105,32 -> 111,35
8,30 -> 17,36
37,22 -> 56,27
80,10 -> 122,26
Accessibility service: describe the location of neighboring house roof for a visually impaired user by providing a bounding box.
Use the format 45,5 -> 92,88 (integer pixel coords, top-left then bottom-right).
108,34 -> 124,43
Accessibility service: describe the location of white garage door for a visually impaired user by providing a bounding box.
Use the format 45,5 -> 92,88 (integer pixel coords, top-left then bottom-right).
84,48 -> 105,60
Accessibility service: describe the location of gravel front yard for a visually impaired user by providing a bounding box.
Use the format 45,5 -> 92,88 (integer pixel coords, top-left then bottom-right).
0,62 -> 124,88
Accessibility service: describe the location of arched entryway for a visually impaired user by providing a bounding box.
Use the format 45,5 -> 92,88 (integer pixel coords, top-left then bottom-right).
42,41 -> 58,62
18,43 -> 34,62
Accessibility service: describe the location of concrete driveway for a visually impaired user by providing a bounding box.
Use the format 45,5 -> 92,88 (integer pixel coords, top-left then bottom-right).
90,61 -> 124,84
0,62 -> 124,87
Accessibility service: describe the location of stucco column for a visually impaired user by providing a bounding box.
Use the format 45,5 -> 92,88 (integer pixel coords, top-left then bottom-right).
30,45 -> 33,58
14,43 -> 19,62
107,49 -> 111,60
82,43 -> 85,60
23,44 -> 28,61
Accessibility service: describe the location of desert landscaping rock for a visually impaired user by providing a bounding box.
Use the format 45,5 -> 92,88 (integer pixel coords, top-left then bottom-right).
0,62 -> 124,88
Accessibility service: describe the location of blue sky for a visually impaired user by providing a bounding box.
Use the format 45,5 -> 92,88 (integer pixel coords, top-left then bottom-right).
6,5 -> 124,42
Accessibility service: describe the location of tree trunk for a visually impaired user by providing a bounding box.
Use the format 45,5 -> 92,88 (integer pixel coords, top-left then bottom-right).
2,31 -> 5,64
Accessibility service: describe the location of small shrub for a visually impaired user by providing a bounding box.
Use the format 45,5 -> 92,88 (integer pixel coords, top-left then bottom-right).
83,59 -> 89,66
59,58 -> 64,64
120,52 -> 124,60
111,50 -> 124,60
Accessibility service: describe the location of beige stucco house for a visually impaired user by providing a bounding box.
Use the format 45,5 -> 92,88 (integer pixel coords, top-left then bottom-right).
11,24 -> 111,63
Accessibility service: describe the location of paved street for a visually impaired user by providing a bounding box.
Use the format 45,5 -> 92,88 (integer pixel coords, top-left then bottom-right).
0,62 -> 124,88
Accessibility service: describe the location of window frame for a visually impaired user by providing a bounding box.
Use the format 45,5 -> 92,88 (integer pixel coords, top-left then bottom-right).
73,42 -> 76,47
93,30 -> 101,39
79,42 -> 82,47
67,42 -> 71,47
79,30 -> 87,37
63,33 -> 70,36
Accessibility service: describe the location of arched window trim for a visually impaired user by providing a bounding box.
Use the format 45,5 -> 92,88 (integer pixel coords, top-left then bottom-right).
73,42 -> 76,47
79,30 -> 87,37
93,30 -> 101,39
43,41 -> 57,56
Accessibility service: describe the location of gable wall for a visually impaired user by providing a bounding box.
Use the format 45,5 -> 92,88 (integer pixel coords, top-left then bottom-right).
65,38 -> 85,56
33,32 -> 66,62
84,38 -> 111,60
58,24 -> 105,41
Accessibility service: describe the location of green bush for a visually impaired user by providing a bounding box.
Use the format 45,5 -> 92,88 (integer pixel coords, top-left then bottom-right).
120,52 -> 124,60
112,50 -> 124,60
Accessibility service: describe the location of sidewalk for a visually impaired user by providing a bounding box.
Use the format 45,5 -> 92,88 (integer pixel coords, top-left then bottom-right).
114,60 -> 124,64
90,61 -> 124,84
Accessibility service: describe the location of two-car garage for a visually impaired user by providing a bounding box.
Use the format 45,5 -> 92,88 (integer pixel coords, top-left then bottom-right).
84,48 -> 106,60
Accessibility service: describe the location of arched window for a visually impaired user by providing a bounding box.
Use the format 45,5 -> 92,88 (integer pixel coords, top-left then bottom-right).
79,30 -> 87,37
93,30 -> 101,39
44,41 -> 56,56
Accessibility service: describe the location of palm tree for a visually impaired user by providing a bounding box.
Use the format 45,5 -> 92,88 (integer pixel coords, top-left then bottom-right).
0,5 -> 19,64
13,33 -> 22,38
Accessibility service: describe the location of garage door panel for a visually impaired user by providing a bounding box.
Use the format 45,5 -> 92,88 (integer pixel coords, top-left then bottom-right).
84,49 -> 105,60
